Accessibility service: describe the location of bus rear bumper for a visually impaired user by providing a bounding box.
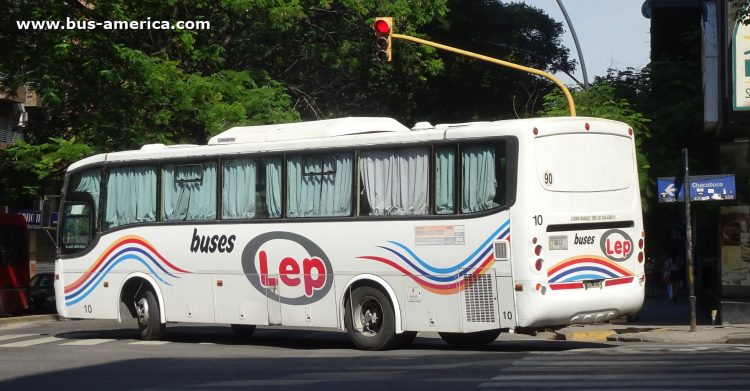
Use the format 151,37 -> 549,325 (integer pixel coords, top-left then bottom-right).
514,275 -> 645,328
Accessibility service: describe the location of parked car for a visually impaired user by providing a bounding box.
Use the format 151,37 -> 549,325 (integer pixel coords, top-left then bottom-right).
28,273 -> 55,312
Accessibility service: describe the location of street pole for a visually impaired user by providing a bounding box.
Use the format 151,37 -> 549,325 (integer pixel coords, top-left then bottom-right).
683,148 -> 697,332
555,0 -> 589,92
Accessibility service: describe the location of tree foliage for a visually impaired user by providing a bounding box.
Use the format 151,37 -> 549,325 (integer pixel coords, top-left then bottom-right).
0,0 -> 572,205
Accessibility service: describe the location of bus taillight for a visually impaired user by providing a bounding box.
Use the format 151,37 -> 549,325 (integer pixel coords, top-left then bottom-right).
534,245 -> 542,256
535,259 -> 543,271
638,239 -> 643,249
638,252 -> 644,263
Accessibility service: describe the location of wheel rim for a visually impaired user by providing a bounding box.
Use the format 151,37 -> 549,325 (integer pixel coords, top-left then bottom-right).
136,297 -> 149,326
353,295 -> 383,337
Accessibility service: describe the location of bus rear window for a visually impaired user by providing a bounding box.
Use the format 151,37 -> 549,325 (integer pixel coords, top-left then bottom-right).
534,134 -> 633,192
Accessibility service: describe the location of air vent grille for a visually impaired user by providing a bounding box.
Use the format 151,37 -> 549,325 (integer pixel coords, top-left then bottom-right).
493,241 -> 508,260
464,274 -> 496,323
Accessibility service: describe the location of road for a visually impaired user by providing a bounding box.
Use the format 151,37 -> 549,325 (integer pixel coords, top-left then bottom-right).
1,319 -> 749,390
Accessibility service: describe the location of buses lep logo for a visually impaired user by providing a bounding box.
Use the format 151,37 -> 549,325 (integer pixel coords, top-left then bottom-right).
241,232 -> 333,305
599,229 -> 633,262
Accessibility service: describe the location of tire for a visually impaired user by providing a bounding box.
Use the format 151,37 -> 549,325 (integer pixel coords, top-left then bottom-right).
344,286 -> 396,351
394,331 -> 418,349
136,288 -> 165,341
231,324 -> 256,339
439,329 -> 500,348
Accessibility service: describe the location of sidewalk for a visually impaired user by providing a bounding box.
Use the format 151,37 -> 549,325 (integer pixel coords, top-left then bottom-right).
554,289 -> 750,344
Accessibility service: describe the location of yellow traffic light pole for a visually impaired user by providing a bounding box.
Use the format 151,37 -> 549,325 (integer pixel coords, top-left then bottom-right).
391,33 -> 577,117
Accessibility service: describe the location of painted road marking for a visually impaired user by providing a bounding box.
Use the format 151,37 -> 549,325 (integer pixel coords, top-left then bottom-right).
60,339 -> 117,346
0,334 -> 37,341
0,336 -> 61,347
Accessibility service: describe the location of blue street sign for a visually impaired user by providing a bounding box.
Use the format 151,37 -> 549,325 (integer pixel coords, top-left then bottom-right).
658,175 -> 735,202
18,210 -> 42,231
658,177 -> 686,203
688,175 -> 736,201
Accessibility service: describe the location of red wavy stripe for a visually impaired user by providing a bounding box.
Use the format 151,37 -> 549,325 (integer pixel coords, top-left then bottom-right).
358,256 -> 461,291
549,282 -> 584,290
65,237 -> 188,293
604,277 -> 634,286
358,252 -> 495,295
547,257 -> 632,278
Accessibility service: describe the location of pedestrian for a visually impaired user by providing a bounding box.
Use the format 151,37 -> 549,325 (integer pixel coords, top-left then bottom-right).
645,257 -> 656,298
661,258 -> 672,300
669,255 -> 683,303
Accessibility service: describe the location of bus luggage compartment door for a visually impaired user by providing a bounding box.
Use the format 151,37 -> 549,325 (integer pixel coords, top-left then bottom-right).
458,268 -> 501,333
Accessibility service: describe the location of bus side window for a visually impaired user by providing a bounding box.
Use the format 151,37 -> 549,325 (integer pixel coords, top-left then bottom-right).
435,146 -> 456,215
358,147 -> 430,216
461,142 -> 506,213
162,161 -> 217,221
287,152 -> 352,218
222,157 -> 282,219
104,165 -> 157,229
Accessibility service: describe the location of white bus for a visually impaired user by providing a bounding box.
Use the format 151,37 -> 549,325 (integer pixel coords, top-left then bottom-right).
54,116 -> 645,350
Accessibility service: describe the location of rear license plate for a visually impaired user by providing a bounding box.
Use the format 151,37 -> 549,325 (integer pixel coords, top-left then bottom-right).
584,280 -> 603,290
549,235 -> 568,250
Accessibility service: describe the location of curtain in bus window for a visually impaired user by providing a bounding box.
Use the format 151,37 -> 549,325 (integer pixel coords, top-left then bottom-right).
360,147 -> 429,216
222,159 -> 257,219
72,169 -> 101,227
462,145 -> 497,213
162,162 -> 217,221
104,166 -> 157,229
265,158 -> 283,218
435,147 -> 455,214
287,153 -> 352,217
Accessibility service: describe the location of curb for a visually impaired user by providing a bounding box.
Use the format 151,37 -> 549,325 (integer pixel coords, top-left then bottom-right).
555,330 -> 617,341
726,334 -> 750,344
555,327 -> 667,342
0,314 -> 67,327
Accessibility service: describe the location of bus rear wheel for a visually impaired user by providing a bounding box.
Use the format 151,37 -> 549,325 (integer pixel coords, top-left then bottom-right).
136,288 -> 165,341
344,286 -> 396,351
439,329 -> 500,348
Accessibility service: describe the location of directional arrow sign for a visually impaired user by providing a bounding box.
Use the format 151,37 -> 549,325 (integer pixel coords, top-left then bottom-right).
657,175 -> 735,203
658,177 -> 685,202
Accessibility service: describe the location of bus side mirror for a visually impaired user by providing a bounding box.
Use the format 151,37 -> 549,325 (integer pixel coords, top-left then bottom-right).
42,196 -> 60,229
42,199 -> 51,228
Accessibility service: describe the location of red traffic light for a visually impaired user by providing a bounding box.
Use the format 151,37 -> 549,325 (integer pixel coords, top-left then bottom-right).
374,20 -> 390,33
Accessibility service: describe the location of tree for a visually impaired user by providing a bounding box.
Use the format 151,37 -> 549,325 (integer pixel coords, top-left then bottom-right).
0,0 -> 572,205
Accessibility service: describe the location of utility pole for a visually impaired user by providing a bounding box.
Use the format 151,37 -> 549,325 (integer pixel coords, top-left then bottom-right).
555,0 -> 589,91
683,148 -> 697,332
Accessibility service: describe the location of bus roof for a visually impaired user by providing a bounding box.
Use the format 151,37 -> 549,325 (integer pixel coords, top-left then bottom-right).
207,117 -> 410,145
68,116 -> 629,172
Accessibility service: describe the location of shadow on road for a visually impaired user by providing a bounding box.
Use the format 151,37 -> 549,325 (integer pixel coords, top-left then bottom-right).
52,322 -> 614,353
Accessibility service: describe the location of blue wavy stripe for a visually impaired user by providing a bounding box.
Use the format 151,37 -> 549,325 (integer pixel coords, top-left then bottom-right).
549,266 -> 619,283
388,220 -> 510,274
66,247 -> 177,301
457,245 -> 494,277
65,254 -> 172,306
560,274 -> 610,283
377,247 -> 457,282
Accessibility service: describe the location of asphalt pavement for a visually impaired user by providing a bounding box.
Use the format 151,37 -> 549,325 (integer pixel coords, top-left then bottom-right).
1,287 -> 750,390
1,318 -> 750,390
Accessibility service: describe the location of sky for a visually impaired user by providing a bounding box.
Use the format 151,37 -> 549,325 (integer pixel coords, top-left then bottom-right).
518,0 -> 651,86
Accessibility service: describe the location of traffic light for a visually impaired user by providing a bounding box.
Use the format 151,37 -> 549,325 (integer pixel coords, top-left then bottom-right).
373,17 -> 393,61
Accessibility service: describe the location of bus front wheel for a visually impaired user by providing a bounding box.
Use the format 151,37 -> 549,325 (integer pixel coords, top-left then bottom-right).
439,329 -> 500,348
344,286 -> 396,351
136,288 -> 165,341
